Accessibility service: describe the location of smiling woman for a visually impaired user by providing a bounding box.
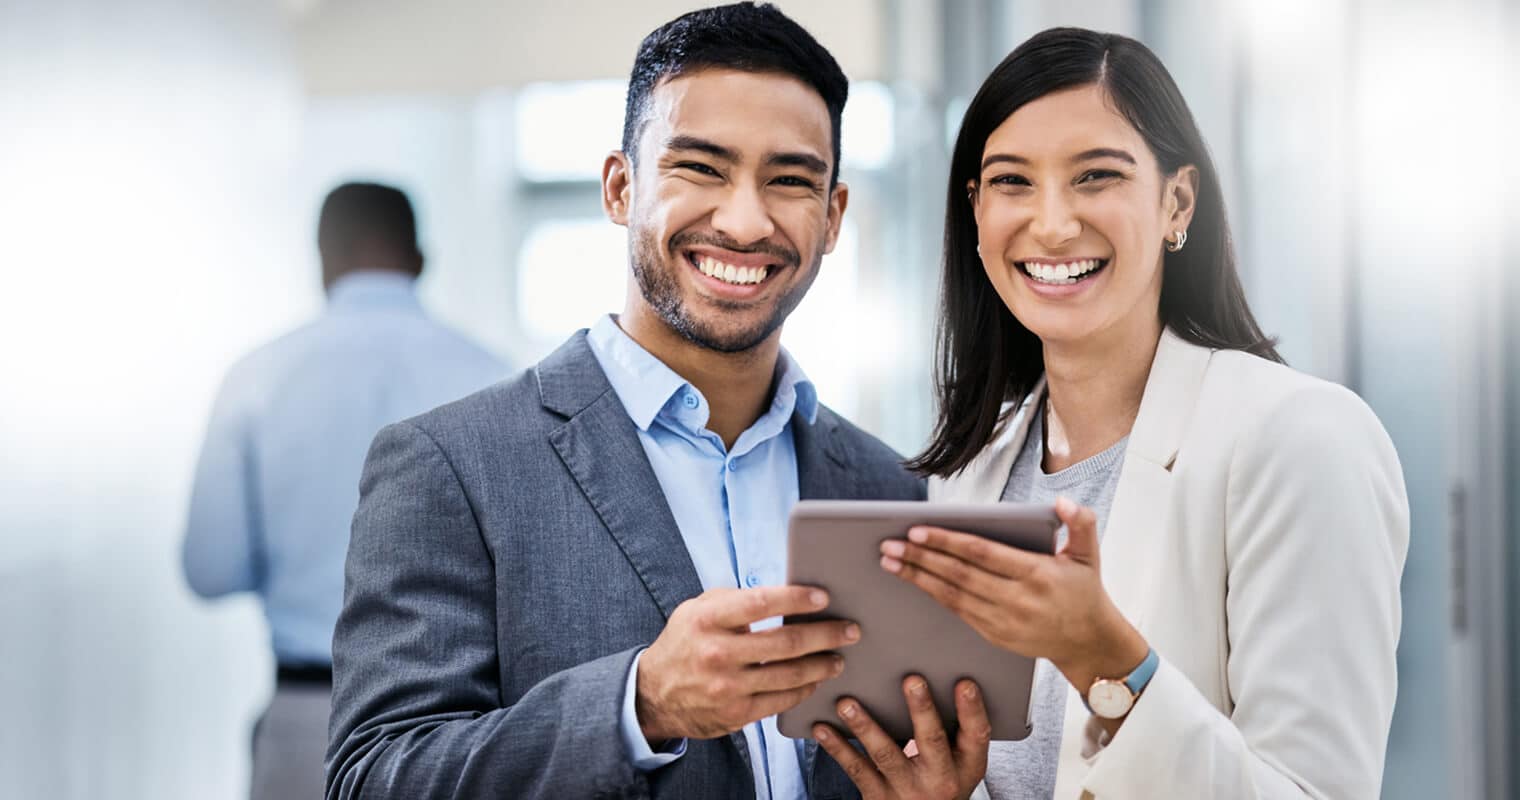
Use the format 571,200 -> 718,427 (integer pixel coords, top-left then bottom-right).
900,27 -> 1410,800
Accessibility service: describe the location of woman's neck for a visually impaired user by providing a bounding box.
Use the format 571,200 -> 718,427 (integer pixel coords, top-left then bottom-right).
1040,317 -> 1163,472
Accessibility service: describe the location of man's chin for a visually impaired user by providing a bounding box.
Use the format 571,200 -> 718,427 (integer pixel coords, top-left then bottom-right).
668,313 -> 782,354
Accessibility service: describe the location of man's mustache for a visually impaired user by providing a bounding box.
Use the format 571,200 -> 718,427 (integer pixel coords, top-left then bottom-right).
669,232 -> 799,268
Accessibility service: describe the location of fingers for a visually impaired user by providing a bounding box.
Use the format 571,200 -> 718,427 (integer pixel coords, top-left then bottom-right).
743,683 -> 822,723
880,540 -> 1000,603
900,675 -> 953,777
814,723 -> 885,797
952,679 -> 991,786
744,652 -> 845,693
884,551 -> 996,625
1054,496 -> 1101,565
735,618 -> 861,664
903,525 -> 1046,578
835,697 -> 914,785
703,585 -> 829,630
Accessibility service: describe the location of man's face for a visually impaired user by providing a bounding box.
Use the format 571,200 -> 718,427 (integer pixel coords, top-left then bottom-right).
603,68 -> 848,353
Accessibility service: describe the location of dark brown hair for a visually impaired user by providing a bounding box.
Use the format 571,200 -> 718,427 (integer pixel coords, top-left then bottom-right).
909,27 -> 1281,478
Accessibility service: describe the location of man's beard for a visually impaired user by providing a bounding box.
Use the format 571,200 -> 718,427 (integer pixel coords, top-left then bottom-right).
629,227 -> 821,354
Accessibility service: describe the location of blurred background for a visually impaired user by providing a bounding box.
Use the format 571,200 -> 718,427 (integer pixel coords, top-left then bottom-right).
1,0 -> 1515,797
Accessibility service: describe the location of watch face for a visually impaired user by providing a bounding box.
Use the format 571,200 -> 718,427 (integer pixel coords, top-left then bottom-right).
1088,680 -> 1134,719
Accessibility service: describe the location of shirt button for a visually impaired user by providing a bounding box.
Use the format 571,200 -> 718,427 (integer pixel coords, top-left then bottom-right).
682,392 -> 699,409
745,572 -> 761,588
726,460 -> 738,472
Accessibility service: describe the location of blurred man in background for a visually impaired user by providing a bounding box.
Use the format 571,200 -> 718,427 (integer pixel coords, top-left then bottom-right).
181,182 -> 506,800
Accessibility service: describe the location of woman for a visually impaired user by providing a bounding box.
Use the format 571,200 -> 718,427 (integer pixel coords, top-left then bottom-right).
886,28 -> 1407,799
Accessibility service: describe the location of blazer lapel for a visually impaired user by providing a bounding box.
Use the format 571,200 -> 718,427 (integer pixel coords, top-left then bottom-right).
539,333 -> 705,621
929,377 -> 1047,503
1099,329 -> 1213,627
539,332 -> 755,780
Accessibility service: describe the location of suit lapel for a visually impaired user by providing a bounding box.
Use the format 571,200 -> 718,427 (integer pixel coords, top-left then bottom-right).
539,333 -> 704,621
793,407 -> 850,501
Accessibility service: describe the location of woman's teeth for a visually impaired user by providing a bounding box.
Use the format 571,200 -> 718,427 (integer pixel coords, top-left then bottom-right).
696,256 -> 769,285
1021,259 -> 1105,285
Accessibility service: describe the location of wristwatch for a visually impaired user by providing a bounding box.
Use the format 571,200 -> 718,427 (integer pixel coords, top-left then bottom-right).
1084,647 -> 1159,720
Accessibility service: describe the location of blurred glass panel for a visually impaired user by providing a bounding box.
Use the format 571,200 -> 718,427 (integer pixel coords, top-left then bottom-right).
782,221 -> 861,418
516,218 -> 628,343
514,79 -> 895,179
514,80 -> 625,182
841,81 -> 894,170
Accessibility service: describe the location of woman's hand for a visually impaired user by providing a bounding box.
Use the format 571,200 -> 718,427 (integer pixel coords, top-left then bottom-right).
879,497 -> 1149,696
814,675 -> 990,800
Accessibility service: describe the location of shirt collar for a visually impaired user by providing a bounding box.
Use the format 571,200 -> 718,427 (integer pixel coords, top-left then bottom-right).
327,270 -> 421,311
584,314 -> 817,434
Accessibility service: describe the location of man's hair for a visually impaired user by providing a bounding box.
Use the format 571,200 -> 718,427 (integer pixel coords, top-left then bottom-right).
621,2 -> 849,184
317,182 -> 420,262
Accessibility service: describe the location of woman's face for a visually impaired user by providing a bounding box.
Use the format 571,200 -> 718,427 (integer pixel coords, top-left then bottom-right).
970,83 -> 1196,349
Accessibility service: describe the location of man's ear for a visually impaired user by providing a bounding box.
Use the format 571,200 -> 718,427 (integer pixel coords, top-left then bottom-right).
602,151 -> 633,226
821,180 -> 850,254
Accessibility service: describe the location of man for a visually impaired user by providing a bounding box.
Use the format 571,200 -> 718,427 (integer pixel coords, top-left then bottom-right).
327,5 -> 989,799
183,182 -> 505,800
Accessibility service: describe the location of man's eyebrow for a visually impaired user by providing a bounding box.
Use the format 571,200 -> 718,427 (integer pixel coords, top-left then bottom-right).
664,135 -> 739,162
1072,148 -> 1137,165
766,151 -> 829,175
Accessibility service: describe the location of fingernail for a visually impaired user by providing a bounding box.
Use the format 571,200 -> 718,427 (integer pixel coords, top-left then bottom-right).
907,527 -> 928,543
815,726 -> 831,742
810,589 -> 828,608
880,540 -> 905,558
844,623 -> 860,642
1055,497 -> 1072,514
879,555 -> 902,573
909,679 -> 926,696
840,701 -> 857,719
833,656 -> 846,674
962,682 -> 979,700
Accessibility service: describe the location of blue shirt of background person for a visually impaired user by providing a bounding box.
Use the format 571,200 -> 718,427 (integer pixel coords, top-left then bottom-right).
182,182 -> 507,667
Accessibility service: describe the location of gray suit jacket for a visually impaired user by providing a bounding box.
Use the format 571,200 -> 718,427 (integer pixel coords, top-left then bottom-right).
327,332 -> 925,799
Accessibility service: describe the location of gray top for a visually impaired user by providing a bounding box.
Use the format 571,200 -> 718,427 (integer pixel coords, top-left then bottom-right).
984,396 -> 1129,799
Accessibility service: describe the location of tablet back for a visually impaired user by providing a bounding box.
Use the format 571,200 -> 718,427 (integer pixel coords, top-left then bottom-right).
776,500 -> 1059,743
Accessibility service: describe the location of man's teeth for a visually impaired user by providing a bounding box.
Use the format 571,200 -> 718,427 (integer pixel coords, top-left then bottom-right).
696,256 -> 769,285
1021,259 -> 1105,285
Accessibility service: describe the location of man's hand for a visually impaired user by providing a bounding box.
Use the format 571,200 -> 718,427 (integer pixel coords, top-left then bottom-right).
637,586 -> 860,741
815,677 -> 990,800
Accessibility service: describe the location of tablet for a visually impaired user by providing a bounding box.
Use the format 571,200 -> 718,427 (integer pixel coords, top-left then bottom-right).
776,500 -> 1060,743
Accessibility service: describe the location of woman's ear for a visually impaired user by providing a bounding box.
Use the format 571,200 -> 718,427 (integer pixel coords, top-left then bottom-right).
966,179 -> 981,219
1166,165 -> 1199,234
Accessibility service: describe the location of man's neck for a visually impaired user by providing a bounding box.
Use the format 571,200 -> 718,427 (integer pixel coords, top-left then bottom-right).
616,306 -> 780,451
1039,315 -> 1162,472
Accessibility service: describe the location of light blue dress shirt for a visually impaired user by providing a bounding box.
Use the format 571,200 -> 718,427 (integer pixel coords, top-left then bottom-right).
182,271 -> 506,665
585,315 -> 815,800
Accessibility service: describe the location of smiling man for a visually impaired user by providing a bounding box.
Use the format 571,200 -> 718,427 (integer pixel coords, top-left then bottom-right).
325,4 -> 989,800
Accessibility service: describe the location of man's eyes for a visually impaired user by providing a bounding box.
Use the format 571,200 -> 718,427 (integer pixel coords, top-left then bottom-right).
676,162 -> 721,177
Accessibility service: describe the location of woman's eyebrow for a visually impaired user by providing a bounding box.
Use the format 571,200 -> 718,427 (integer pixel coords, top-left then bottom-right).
980,153 -> 1029,170
1071,147 -> 1137,165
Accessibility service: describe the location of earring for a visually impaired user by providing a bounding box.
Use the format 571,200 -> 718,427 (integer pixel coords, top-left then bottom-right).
976,244 -> 981,256
1166,229 -> 1188,253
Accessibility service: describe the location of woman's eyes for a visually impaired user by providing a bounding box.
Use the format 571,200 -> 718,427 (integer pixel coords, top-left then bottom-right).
987,174 -> 1032,187
1076,169 -> 1123,185
985,170 -> 1124,189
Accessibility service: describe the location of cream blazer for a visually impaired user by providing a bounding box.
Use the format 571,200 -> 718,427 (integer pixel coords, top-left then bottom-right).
938,329 -> 1409,799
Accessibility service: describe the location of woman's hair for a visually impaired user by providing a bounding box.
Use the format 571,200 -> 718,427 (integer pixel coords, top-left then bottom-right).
908,27 -> 1282,478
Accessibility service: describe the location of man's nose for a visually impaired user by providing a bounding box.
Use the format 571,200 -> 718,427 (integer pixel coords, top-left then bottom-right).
710,184 -> 777,246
